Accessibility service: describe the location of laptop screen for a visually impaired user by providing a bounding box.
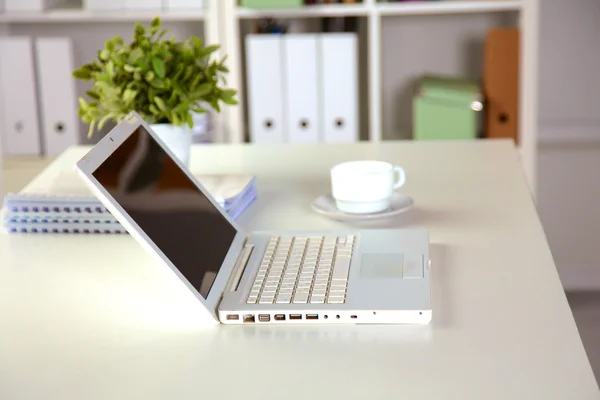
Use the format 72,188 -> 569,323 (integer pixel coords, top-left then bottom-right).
92,125 -> 237,299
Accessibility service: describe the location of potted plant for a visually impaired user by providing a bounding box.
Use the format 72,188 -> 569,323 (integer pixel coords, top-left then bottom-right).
73,17 -> 237,166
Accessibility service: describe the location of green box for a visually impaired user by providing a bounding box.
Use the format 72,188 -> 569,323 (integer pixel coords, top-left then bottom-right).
413,75 -> 483,141
240,0 -> 303,9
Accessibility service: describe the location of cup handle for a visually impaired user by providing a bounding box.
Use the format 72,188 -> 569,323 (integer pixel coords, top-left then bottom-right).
393,166 -> 407,190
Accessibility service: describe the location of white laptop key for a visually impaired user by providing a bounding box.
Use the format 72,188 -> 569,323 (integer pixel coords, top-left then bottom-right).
75,111 -> 432,325
293,293 -> 309,304
276,294 -> 292,304
332,257 -> 351,281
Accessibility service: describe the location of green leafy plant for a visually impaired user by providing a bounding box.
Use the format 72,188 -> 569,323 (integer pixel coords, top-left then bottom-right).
73,17 -> 237,138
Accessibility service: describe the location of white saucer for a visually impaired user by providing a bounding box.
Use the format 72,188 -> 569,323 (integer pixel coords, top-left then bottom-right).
311,193 -> 414,221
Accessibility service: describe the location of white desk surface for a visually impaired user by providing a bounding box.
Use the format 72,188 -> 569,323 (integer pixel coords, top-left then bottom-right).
0,140 -> 598,400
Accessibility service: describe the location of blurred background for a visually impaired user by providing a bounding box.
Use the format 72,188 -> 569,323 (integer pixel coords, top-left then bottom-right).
0,0 -> 598,382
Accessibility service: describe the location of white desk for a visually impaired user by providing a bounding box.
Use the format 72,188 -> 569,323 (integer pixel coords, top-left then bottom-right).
0,141 -> 597,399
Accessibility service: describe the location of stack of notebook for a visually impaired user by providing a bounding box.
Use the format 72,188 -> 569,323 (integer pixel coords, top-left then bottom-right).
2,171 -> 256,234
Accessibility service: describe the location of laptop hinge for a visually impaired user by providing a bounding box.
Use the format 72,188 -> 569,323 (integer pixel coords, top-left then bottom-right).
227,244 -> 254,292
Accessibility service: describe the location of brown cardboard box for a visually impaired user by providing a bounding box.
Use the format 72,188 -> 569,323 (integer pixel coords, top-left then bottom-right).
483,28 -> 520,144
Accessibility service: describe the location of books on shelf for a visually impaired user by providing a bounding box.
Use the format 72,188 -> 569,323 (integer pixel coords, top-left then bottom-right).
2,170 -> 256,234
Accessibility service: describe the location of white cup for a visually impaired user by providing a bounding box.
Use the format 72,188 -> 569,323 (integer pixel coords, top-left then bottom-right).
330,160 -> 407,214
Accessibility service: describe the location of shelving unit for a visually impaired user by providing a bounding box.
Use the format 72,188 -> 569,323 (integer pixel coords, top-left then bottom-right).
236,1 -> 522,19
0,0 -> 540,192
219,0 -> 539,192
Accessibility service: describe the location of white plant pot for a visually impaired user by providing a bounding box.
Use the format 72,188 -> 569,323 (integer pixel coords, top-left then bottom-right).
150,123 -> 193,167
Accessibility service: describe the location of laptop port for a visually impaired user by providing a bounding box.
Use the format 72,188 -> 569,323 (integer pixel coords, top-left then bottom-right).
226,314 -> 239,321
306,314 -> 318,320
351,315 -> 358,319
243,314 -> 255,323
274,314 -> 286,321
289,314 -> 302,320
258,314 -> 270,322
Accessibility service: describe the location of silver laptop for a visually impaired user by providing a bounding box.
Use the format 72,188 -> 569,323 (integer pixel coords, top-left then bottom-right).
76,112 -> 432,324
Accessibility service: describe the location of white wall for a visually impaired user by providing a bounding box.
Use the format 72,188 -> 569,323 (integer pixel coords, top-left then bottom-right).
536,0 -> 600,290
538,141 -> 600,290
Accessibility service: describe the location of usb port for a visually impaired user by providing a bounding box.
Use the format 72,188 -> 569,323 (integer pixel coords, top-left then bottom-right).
289,314 -> 302,320
243,314 -> 255,323
306,314 -> 318,320
226,314 -> 239,321
258,314 -> 270,322
274,314 -> 286,321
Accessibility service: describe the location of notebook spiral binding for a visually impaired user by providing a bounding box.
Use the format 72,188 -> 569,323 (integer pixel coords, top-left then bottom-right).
3,194 -> 110,215
5,222 -> 127,235
5,214 -> 117,225
2,194 -> 123,234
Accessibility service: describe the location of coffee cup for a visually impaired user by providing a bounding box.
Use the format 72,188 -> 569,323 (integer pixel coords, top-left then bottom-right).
330,161 -> 407,214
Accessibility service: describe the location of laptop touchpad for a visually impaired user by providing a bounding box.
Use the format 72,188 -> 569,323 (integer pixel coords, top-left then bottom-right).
360,254 -> 404,278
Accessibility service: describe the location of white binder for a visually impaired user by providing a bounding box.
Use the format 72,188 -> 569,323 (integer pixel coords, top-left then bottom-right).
35,38 -> 80,156
83,0 -> 123,10
246,35 -> 286,144
165,0 -> 204,9
5,0 -> 73,11
0,38 -> 42,156
319,34 -> 358,143
124,0 -> 161,10
283,35 -> 320,143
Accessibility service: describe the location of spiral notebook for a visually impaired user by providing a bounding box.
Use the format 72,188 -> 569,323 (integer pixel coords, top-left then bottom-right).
3,170 -> 256,234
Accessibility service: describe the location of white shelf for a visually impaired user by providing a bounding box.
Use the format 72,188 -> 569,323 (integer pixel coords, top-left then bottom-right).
237,1 -> 521,20
237,3 -> 370,19
0,9 -> 205,23
377,1 -> 521,16
0,2 -> 521,23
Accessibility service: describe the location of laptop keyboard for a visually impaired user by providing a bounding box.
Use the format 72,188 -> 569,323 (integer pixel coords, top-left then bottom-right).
246,235 -> 356,305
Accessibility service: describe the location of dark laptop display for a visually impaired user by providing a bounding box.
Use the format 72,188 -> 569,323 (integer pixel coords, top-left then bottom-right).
92,125 -> 237,298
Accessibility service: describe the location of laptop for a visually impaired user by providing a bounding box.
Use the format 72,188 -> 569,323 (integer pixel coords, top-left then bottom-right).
76,112 -> 432,325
